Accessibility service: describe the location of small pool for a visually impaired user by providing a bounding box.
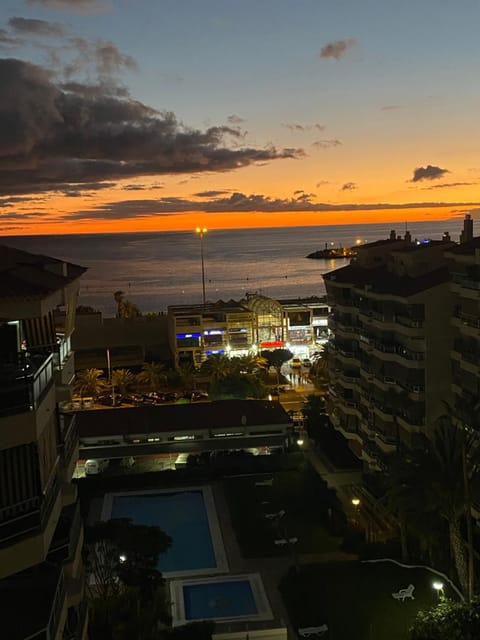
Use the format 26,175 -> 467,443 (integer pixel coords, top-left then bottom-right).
101,486 -> 228,577
184,579 -> 257,619
170,574 -> 273,626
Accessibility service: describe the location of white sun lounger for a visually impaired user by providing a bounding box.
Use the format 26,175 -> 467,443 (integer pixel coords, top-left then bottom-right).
298,624 -> 328,637
392,584 -> 415,601
255,478 -> 273,487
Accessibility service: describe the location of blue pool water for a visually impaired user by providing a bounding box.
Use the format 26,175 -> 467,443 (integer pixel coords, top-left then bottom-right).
183,580 -> 257,620
110,491 -> 216,573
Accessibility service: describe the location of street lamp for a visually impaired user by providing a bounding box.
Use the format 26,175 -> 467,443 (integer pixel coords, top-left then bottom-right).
195,227 -> 208,306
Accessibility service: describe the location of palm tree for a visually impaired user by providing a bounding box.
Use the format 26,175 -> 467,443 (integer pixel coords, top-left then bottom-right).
310,350 -> 330,390
137,362 -> 166,392
230,354 -> 267,376
74,368 -> 107,400
390,416 -> 476,596
111,368 -> 135,396
199,353 -> 232,382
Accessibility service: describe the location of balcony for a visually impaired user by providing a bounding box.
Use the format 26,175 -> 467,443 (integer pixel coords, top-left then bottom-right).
0,467 -> 60,551
0,351 -> 54,417
452,273 -> 480,292
1,563 -> 66,640
48,503 -> 82,566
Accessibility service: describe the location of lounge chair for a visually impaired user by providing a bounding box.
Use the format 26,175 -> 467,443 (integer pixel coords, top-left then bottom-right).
255,478 -> 273,487
264,509 -> 286,519
298,624 -> 328,637
392,584 -> 415,601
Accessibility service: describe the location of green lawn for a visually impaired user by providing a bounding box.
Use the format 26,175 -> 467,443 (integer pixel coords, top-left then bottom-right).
279,560 -> 457,640
223,466 -> 341,557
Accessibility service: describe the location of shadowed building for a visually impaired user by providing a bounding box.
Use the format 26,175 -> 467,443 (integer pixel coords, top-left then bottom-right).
0,246 -> 88,640
324,232 -> 455,479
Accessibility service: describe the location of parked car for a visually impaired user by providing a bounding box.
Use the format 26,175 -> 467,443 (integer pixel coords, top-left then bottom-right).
291,356 -> 302,368
85,459 -> 109,475
302,358 -> 312,368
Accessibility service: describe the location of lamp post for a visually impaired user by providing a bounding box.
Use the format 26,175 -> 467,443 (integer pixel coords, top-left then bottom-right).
195,227 -> 207,306
432,581 -> 444,600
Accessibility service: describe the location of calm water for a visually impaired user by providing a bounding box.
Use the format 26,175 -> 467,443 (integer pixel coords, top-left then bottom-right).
110,491 -> 216,573
183,580 -> 257,620
2,220 -> 463,316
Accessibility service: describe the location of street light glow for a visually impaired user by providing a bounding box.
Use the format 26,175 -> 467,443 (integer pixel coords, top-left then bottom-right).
297,438 -> 304,446
351,498 -> 360,507
194,227 -> 208,305
432,581 -> 444,591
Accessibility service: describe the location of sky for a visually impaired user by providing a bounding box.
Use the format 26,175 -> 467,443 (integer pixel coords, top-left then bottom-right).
2,0 -> 480,235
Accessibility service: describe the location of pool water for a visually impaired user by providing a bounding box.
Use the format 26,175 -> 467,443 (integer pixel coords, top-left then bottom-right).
183,580 -> 257,620
110,490 -> 216,573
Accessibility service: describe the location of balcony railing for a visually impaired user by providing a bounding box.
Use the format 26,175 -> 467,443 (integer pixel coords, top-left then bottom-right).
0,470 -> 60,547
454,311 -> 480,329
0,351 -> 54,417
48,503 -> 82,564
452,273 -> 480,291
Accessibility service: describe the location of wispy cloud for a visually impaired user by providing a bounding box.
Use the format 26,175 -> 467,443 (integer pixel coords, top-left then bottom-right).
9,16 -> 65,37
316,180 -> 330,188
421,182 -> 475,190
311,139 -> 342,149
26,0 -> 107,13
411,164 -> 449,182
227,114 -> 245,125
341,182 -> 357,191
320,38 -> 356,60
282,122 -> 325,133
53,192 -> 480,222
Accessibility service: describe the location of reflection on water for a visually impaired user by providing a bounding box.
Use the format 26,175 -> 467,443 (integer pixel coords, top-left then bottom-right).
3,220 -> 462,315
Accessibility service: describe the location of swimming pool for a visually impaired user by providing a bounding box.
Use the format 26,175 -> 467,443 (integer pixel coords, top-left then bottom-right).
101,486 -> 228,577
170,574 -> 273,626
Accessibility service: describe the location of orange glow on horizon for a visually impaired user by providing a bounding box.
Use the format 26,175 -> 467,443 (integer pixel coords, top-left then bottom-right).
5,207 -> 467,237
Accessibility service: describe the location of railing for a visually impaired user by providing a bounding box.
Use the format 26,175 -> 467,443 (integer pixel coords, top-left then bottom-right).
394,315 -> 424,329
0,352 -> 54,417
454,311 -> 480,329
0,471 -> 60,547
47,568 -> 66,640
48,503 -> 82,564
452,273 -> 480,291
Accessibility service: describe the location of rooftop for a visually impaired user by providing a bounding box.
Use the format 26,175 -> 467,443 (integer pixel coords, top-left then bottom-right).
446,236 -> 480,256
0,244 -> 86,301
324,264 -> 450,297
75,399 -> 292,437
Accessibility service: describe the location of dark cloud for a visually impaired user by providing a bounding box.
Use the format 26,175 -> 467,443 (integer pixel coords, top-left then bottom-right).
411,164 -> 449,182
312,139 -> 342,149
227,114 -> 245,124
9,17 -> 65,37
26,0 -> 105,12
61,192 -> 480,221
0,58 -> 303,195
316,180 -> 330,188
341,182 -> 357,191
320,38 -> 356,60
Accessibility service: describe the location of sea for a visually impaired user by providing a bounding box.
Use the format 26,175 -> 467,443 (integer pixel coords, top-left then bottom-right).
2,219 -> 464,317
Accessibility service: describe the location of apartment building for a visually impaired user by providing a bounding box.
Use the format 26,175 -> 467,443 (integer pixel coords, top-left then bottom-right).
0,246 -> 88,639
324,233 -> 455,473
445,235 -> 480,426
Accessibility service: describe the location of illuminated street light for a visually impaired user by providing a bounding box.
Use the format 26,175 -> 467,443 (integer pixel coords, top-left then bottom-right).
296,438 -> 304,446
351,498 -> 360,507
195,227 -> 208,306
119,554 -> 127,563
432,581 -> 444,599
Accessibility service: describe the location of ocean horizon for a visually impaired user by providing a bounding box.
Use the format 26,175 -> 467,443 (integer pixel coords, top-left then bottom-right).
2,218 -> 467,317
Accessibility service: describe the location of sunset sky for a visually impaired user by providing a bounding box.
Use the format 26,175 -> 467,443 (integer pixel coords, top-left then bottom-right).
1,0 -> 480,235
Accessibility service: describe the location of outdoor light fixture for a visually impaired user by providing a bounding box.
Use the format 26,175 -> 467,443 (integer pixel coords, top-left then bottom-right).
119,554 -> 127,563
432,580 -> 443,598
351,498 -> 360,507
297,438 -> 304,446
195,227 -> 208,305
